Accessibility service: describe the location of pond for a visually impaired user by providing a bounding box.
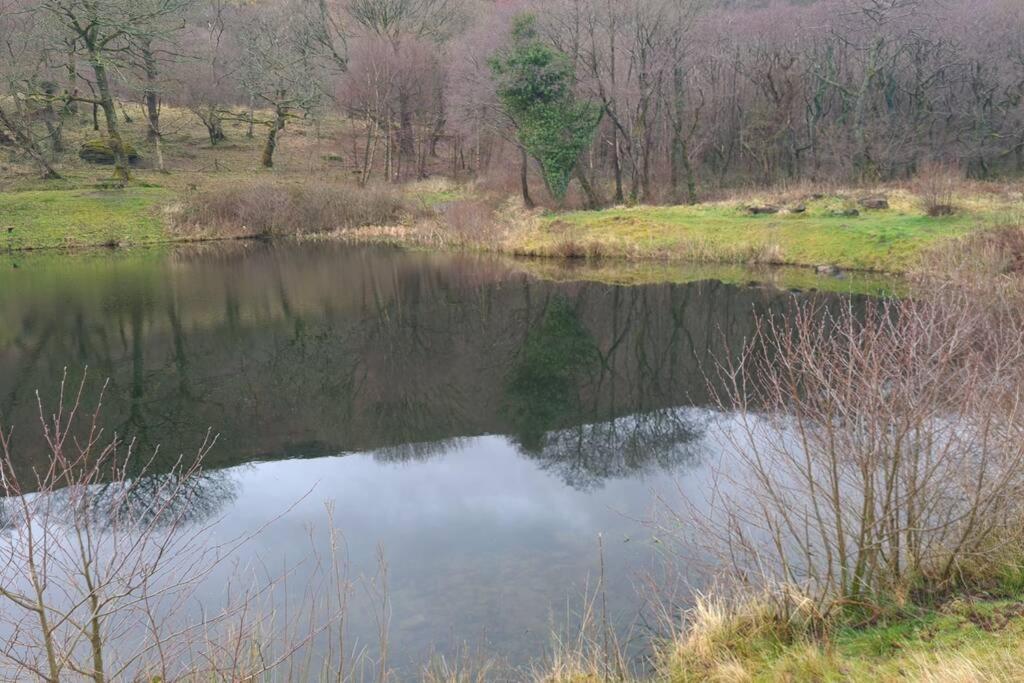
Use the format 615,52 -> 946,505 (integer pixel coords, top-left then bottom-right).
0,242 -> 861,674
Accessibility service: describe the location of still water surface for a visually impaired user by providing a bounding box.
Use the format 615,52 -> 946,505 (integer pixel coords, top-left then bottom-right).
0,243 -> 853,671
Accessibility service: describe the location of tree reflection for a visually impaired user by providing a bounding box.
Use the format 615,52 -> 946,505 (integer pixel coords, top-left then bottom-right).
505,296 -> 602,452
525,408 -> 705,490
0,243 -> 858,495
84,467 -> 238,529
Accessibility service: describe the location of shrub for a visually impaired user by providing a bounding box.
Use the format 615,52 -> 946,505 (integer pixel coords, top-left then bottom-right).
553,239 -> 604,260
179,180 -> 428,236
913,161 -> 960,216
440,198 -> 505,245
0,374 -> 386,682
673,275 -> 1024,609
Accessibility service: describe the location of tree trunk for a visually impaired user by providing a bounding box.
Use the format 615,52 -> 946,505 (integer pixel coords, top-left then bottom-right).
262,105 -> 285,168
574,163 -> 601,210
41,82 -> 63,155
89,55 -> 130,182
429,81 -> 445,157
64,44 -> 79,116
671,67 -> 698,205
611,128 -> 624,204
852,39 -> 882,181
142,41 -> 160,143
520,147 -> 534,209
153,129 -> 166,173
203,109 -> 226,146
247,94 -> 255,138
397,90 -> 415,157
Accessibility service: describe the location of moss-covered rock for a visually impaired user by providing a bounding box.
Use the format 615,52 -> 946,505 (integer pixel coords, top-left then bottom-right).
78,139 -> 140,165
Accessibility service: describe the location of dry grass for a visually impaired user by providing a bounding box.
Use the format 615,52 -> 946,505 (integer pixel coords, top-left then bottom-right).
440,198 -> 508,246
655,589 -> 1024,682
175,179 -> 429,237
421,647 -> 502,683
917,226 -> 1024,279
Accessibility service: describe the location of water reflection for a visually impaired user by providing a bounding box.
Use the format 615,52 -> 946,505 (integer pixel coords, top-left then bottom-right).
0,243 -> 825,491
0,243 -> 855,668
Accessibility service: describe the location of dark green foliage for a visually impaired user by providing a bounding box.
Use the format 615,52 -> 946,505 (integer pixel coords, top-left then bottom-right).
489,15 -> 602,200
79,139 -> 140,165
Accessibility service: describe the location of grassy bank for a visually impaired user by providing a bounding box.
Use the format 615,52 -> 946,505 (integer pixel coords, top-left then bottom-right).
644,595 -> 1024,682
0,186 -> 172,250
510,191 -> 1021,272
3,176 -> 1020,279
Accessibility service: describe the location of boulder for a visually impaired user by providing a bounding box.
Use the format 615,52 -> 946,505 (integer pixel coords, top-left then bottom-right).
78,139 -> 140,165
747,205 -> 780,215
859,196 -> 889,210
788,204 -> 807,214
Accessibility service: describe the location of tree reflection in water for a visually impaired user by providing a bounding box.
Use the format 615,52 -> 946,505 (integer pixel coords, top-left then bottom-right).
0,243 -> 856,508
524,409 -> 705,491
505,295 -> 704,489
505,296 -> 603,452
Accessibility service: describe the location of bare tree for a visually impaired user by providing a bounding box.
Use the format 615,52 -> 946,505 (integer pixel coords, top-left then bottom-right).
234,0 -> 339,168
0,0 -> 63,178
36,0 -> 193,181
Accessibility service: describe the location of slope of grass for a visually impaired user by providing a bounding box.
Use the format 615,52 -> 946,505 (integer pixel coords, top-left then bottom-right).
0,187 -> 172,250
513,192 -> 1020,273
659,598 -> 1024,682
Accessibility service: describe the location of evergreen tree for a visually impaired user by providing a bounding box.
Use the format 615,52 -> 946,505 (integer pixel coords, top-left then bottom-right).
490,14 -> 602,202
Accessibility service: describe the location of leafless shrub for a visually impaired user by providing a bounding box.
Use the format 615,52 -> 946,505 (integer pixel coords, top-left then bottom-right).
0,372 -> 390,682
669,277 -> 1024,611
178,179 -> 430,237
913,161 -> 961,217
440,198 -> 506,245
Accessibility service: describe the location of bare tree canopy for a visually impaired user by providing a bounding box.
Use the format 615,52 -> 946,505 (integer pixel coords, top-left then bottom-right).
0,0 -> 1021,195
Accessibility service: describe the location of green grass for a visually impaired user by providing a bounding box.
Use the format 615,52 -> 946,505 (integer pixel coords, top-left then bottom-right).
516,193 -> 1020,273
665,599 -> 1024,681
0,186 -> 172,250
